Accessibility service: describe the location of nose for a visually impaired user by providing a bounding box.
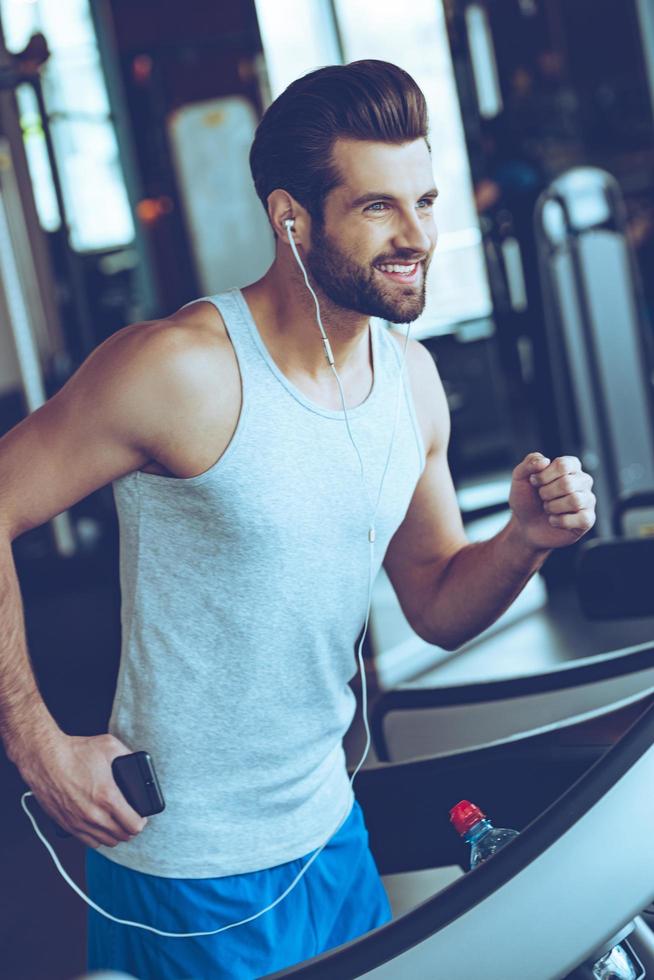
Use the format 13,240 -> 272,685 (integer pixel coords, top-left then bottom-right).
392,208 -> 435,258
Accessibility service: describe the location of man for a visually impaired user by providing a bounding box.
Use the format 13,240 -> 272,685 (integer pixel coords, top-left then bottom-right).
0,60 -> 595,978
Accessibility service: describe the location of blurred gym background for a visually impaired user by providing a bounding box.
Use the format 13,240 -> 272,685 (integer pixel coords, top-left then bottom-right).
0,1 -> 653,977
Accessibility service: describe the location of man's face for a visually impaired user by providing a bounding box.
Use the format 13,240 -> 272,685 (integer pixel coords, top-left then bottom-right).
304,138 -> 438,323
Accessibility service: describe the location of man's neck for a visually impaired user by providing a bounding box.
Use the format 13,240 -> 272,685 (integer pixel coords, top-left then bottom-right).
242,256 -> 372,382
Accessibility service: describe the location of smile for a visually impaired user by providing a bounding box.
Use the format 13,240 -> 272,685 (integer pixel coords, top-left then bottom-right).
374,262 -> 421,284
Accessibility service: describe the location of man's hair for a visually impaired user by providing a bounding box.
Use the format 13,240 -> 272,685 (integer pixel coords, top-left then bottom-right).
249,59 -> 429,225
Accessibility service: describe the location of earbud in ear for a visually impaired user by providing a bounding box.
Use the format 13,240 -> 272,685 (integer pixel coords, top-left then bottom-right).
284,218 -> 295,233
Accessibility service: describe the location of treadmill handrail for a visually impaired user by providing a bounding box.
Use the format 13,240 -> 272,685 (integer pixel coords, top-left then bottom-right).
372,641 -> 654,761
376,639 -> 654,707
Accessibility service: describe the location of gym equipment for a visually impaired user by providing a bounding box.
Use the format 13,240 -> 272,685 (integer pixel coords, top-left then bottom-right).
0,120 -> 76,557
265,693 -> 654,978
576,488 -> 654,620
534,167 -> 654,539
372,639 -> 654,762
167,97 -> 274,294
577,536 -> 654,621
283,526 -> 654,975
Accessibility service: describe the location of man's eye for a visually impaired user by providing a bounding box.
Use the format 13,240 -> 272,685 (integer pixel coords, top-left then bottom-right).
417,198 -> 435,209
365,202 -> 388,212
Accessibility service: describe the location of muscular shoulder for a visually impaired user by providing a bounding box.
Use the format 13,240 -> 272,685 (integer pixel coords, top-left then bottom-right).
119,299 -> 230,385
387,330 -> 450,456
115,300 -> 231,386
0,302 -> 239,539
77,300 -> 238,457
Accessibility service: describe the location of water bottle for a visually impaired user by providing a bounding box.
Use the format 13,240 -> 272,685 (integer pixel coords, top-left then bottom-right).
449,799 -> 519,868
448,800 -> 640,979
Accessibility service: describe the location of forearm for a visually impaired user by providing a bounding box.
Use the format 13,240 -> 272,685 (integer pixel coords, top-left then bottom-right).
421,516 -> 551,650
0,534 -> 61,767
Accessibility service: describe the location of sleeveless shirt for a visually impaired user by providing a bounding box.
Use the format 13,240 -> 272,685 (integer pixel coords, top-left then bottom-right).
97,288 -> 425,877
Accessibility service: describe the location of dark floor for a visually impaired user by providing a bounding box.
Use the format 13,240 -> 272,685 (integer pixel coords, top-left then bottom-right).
2,556 -> 654,980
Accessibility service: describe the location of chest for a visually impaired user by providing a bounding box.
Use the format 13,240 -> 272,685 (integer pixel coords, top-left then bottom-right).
140,364 -> 380,480
142,404 -> 423,580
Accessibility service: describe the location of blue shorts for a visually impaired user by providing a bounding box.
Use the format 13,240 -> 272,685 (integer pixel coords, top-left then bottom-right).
86,799 -> 391,979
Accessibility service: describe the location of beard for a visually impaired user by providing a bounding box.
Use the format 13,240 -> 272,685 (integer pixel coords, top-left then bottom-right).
304,223 -> 430,324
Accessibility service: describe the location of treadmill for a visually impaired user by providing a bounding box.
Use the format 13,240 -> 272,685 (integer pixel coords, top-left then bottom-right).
265,688 -> 654,979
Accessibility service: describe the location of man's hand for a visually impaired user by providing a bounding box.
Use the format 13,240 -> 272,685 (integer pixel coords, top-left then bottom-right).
19,731 -> 148,849
509,452 -> 596,552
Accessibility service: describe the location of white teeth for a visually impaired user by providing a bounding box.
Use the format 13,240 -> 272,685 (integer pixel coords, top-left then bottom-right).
378,263 -> 417,274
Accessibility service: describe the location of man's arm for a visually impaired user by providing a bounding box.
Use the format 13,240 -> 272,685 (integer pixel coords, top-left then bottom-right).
0,533 -> 59,764
0,319 -> 207,846
384,343 -> 595,651
1,331 -> 146,760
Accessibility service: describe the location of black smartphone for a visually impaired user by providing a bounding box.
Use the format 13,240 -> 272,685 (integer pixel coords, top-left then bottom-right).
112,751 -> 166,817
48,750 -> 165,838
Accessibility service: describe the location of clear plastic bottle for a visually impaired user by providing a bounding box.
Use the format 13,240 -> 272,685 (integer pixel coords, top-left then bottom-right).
448,800 -> 638,980
449,799 -> 520,868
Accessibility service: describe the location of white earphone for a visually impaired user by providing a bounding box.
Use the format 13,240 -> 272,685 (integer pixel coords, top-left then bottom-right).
21,214 -> 413,939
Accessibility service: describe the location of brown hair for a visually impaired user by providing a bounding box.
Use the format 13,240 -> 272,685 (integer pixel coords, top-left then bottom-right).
249,59 -> 429,225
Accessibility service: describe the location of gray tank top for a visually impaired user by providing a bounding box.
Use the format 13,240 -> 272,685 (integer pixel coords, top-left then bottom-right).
98,288 -> 425,877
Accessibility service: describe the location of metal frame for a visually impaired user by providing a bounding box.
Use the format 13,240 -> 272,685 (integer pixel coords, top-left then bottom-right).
535,167 -> 654,539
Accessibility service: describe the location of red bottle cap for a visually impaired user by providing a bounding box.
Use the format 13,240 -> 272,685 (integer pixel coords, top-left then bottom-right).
449,800 -> 486,835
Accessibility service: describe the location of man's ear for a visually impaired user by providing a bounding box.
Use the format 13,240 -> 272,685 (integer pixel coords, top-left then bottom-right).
267,190 -> 308,245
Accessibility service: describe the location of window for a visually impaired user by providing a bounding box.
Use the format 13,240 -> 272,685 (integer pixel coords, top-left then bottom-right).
1,0 -> 134,251
253,0 -> 340,102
